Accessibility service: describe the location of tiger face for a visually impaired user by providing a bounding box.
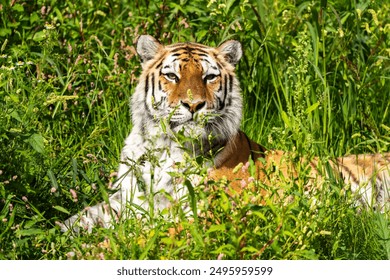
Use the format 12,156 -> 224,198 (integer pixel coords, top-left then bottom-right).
133,35 -> 243,141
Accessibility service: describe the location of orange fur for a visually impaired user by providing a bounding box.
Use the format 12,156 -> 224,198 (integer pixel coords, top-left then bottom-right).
209,133 -> 390,207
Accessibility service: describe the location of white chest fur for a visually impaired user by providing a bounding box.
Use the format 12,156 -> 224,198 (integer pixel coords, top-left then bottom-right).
113,126 -> 188,213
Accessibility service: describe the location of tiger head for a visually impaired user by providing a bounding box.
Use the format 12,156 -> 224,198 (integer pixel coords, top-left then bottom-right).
132,35 -> 243,145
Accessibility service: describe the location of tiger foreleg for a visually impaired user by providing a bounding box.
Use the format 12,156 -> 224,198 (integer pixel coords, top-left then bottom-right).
60,160 -> 148,233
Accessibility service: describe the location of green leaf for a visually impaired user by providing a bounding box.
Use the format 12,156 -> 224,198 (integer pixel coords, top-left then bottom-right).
241,246 -> 261,253
54,7 -> 64,23
206,224 -> 226,233
184,179 -> 197,222
219,191 -> 230,212
30,12 -> 40,24
305,102 -> 320,114
53,205 -> 70,215
0,28 -> 12,37
26,133 -> 45,154
33,31 -> 47,42
17,228 -> 44,237
47,170 -> 59,189
250,211 -> 268,222
160,237 -> 174,245
196,30 -> 208,41
188,226 -> 204,248
12,4 -> 24,12
139,229 -> 159,260
8,93 -> 19,103
10,110 -> 22,122
281,110 -> 291,128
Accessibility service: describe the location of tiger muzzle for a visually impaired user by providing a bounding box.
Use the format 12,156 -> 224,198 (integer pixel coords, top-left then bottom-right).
180,100 -> 206,113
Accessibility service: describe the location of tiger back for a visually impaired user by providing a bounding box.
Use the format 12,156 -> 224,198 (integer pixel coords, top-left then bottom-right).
211,150 -> 390,211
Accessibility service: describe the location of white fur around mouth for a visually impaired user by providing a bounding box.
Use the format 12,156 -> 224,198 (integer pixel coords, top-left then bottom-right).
167,120 -> 208,138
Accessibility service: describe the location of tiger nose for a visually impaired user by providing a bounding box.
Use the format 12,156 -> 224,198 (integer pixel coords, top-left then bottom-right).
181,100 -> 206,113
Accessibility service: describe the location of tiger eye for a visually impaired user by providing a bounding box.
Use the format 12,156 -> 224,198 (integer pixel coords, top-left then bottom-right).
165,73 -> 178,82
204,74 -> 218,83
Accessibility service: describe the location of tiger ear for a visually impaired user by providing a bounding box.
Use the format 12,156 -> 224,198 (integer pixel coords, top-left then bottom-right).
217,40 -> 242,66
136,35 -> 163,65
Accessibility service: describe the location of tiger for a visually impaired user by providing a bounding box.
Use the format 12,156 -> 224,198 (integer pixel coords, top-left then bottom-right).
60,35 -> 390,233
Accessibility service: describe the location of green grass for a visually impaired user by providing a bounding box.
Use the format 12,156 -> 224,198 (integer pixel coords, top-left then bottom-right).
0,0 -> 389,259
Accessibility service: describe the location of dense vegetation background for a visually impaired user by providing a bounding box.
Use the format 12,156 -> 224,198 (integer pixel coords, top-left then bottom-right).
0,0 -> 389,259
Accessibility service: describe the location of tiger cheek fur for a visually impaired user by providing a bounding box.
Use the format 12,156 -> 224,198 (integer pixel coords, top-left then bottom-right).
60,35 -> 389,233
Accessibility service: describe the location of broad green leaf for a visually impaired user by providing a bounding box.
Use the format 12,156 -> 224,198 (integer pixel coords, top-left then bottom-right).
30,12 -> 40,24
12,4 -> 24,12
0,28 -> 11,37
10,110 -> 22,122
206,224 -> 226,233
33,31 -> 47,42
26,133 -> 45,154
